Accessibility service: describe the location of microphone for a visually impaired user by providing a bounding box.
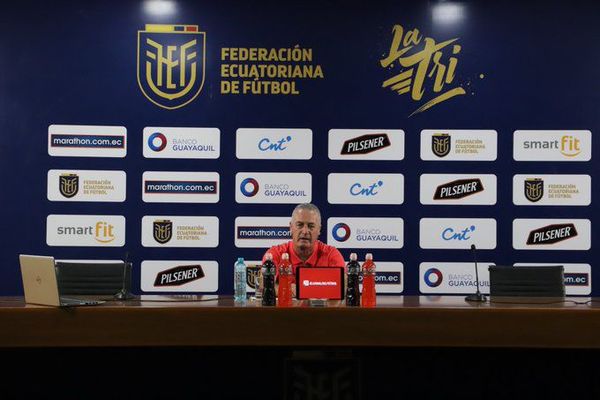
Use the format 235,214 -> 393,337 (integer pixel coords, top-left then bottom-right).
465,244 -> 487,302
114,251 -> 135,300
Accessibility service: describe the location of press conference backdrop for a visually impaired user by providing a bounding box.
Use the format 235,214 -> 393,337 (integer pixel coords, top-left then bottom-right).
0,0 -> 597,296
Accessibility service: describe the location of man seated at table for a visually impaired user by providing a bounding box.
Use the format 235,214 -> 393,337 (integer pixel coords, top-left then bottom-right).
262,203 -> 345,274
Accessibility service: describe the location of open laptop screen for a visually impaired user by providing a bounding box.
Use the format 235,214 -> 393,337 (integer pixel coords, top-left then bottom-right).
296,267 -> 345,300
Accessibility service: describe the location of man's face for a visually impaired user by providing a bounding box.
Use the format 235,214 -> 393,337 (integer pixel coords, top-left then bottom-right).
290,209 -> 321,252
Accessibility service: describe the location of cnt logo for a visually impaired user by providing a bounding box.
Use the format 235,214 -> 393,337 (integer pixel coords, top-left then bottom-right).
147,132 -> 168,152
332,223 -> 351,242
240,178 -> 260,197
350,180 -> 383,196
424,268 -> 443,287
258,136 -> 292,152
442,225 -> 476,241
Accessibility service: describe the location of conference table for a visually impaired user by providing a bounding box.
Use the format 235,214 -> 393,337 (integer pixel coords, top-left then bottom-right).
1,295 -> 599,348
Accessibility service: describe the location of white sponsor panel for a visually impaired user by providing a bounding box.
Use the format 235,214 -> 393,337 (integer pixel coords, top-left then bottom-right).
46,214 -> 126,247
513,130 -> 592,161
512,219 -> 591,250
514,263 -> 592,296
235,217 -> 292,248
359,262 -> 404,294
420,174 -> 497,205
48,124 -> 127,157
328,129 -> 405,160
141,260 -> 218,292
327,218 -> 404,249
236,128 -> 312,159
420,129 -> 497,161
419,262 -> 492,294
419,218 -> 497,249
143,127 -> 220,159
513,174 -> 591,206
327,173 -> 404,205
47,169 -> 126,202
235,173 -> 311,204
141,216 -> 219,247
142,171 -> 219,203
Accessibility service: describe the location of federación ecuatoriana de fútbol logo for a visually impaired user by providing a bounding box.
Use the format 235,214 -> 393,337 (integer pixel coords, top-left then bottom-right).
137,24 -> 206,109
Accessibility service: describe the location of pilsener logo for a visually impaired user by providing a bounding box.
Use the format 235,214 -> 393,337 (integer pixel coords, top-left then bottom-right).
154,264 -> 205,287
526,223 -> 578,245
240,178 -> 260,197
332,223 -> 351,242
434,178 -> 484,200
424,268 -> 443,287
341,133 -> 391,155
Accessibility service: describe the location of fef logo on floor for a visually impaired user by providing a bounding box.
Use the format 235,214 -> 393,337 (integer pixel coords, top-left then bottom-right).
513,130 -> 592,161
143,127 -> 220,159
420,174 -> 497,205
513,174 -> 591,206
513,219 -> 591,250
327,173 -> 404,204
328,129 -> 404,160
327,217 -> 404,248
46,215 -> 125,247
142,171 -> 219,203
419,218 -> 497,249
420,130 -> 497,161
141,216 -> 219,247
235,173 -> 311,203
236,128 -> 312,159
141,260 -> 218,292
47,170 -> 126,202
48,125 -> 127,158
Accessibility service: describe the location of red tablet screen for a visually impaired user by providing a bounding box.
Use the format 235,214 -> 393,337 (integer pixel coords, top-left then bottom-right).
296,267 -> 345,300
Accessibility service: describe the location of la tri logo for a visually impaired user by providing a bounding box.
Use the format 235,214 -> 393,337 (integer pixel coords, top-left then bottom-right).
137,24 -> 206,110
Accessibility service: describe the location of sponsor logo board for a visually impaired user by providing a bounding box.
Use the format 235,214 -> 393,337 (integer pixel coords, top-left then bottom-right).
420,174 -> 497,205
236,173 -> 311,203
48,125 -> 126,158
328,129 -> 404,160
419,262 -> 492,294
141,260 -> 218,292
514,263 -> 591,296
513,174 -> 591,206
47,170 -> 126,202
142,171 -> 219,203
143,127 -> 220,159
513,219 -> 591,250
419,218 -> 497,249
328,173 -> 404,204
327,218 -> 403,249
142,216 -> 219,247
235,217 -> 292,248
513,130 -> 591,161
358,262 -> 404,294
46,215 -> 125,247
236,128 -> 312,159
421,130 -> 497,160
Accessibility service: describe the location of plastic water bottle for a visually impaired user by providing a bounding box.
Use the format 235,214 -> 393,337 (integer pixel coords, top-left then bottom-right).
277,253 -> 293,307
234,257 -> 247,303
262,253 -> 276,306
361,253 -> 376,307
345,253 -> 360,306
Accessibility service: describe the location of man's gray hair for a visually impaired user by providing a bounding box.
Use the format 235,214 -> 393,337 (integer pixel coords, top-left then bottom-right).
292,203 -> 322,226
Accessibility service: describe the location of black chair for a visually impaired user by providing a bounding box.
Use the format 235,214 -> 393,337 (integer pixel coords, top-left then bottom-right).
55,262 -> 132,297
489,265 -> 565,297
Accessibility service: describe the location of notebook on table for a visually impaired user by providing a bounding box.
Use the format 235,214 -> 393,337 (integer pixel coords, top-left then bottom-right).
19,254 -> 104,307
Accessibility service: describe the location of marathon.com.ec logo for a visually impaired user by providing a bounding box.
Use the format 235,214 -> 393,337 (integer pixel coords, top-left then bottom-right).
137,24 -> 206,110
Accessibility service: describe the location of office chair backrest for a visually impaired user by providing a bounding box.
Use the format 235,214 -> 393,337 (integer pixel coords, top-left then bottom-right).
55,262 -> 131,296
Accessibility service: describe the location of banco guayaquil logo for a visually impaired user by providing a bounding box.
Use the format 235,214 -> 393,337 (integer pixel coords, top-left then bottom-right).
138,24 -> 206,109
153,219 -> 173,244
59,174 -> 79,198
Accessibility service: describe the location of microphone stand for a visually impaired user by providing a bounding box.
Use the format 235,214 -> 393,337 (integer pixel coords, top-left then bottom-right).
114,252 -> 135,300
465,244 -> 487,302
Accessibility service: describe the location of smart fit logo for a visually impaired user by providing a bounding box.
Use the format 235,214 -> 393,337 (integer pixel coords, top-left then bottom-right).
94,222 -> 116,243
560,135 -> 581,157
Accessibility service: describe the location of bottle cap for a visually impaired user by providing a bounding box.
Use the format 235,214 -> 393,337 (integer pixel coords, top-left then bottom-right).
350,253 -> 357,261
265,253 -> 273,261
365,253 -> 373,261
237,257 -> 244,263
282,253 -> 289,260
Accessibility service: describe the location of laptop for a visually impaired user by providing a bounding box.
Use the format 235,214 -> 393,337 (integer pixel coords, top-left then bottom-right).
19,254 -> 104,307
296,266 -> 345,300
